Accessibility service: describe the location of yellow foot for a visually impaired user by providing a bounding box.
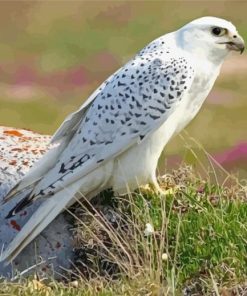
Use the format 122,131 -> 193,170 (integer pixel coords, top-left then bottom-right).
140,183 -> 179,196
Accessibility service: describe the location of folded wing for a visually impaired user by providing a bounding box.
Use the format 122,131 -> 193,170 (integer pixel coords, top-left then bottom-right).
6,54 -> 194,218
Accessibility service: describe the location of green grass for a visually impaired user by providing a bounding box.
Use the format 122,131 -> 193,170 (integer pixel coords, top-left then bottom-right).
1,165 -> 246,295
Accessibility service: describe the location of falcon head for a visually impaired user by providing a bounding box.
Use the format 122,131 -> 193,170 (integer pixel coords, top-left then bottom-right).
178,16 -> 245,63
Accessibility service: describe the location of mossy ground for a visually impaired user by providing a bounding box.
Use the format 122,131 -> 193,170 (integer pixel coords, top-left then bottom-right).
1,165 -> 246,296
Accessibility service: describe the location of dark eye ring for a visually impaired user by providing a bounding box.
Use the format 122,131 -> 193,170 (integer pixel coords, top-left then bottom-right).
212,27 -> 226,36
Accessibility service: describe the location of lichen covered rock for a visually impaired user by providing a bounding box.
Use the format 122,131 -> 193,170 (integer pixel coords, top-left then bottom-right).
0,127 -> 74,280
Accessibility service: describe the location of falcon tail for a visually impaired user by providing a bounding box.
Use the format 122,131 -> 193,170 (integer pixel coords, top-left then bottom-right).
0,179 -> 82,264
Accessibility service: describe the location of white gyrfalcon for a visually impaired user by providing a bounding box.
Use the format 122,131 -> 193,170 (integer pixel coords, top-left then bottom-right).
1,17 -> 244,263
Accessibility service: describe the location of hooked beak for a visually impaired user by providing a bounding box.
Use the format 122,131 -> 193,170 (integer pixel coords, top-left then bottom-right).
218,35 -> 245,54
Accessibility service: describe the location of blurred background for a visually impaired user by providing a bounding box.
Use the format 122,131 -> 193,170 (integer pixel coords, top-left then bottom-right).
0,1 -> 246,178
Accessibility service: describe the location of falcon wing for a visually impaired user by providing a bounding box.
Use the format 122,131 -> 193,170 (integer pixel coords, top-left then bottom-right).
7,54 -> 195,217
51,67 -> 123,144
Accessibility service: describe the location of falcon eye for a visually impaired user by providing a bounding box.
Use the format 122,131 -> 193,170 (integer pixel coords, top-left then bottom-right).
211,27 -> 226,37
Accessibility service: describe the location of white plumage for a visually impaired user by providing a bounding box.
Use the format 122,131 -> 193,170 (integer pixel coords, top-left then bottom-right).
0,16 -> 244,263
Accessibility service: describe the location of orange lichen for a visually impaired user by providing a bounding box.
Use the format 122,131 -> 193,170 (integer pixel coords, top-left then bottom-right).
11,148 -> 23,152
3,130 -> 23,137
10,220 -> 21,231
9,160 -> 17,166
19,136 -> 32,142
